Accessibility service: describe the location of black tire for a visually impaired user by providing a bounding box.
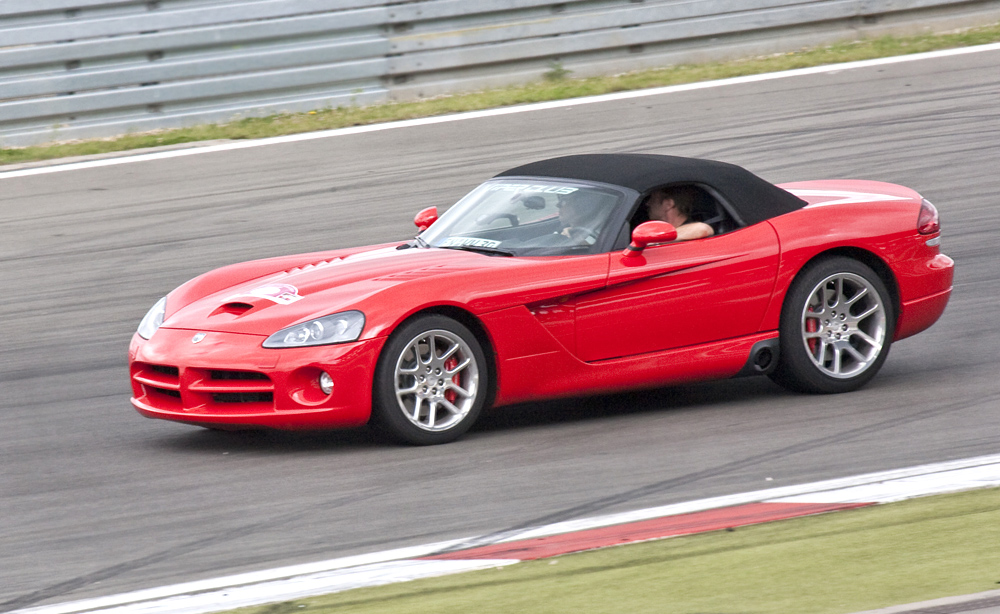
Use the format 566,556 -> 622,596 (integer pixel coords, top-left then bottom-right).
770,257 -> 894,394
371,315 -> 489,445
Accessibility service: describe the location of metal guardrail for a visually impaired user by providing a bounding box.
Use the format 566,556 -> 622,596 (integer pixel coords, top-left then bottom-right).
1,0 -> 998,146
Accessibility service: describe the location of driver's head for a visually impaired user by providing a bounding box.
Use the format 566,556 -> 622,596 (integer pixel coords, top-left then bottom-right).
558,193 -> 600,227
647,185 -> 699,223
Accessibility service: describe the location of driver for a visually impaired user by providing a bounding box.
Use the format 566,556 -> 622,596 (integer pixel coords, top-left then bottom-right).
645,186 -> 714,241
557,193 -> 602,244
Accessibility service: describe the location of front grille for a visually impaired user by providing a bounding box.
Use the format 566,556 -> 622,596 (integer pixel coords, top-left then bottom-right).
131,363 -> 182,410
213,392 -> 274,404
133,363 -> 180,387
150,387 -> 181,399
210,370 -> 269,381
132,363 -> 275,413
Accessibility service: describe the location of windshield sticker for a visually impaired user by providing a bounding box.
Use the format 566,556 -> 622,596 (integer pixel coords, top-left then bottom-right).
441,237 -> 503,249
486,183 -> 578,195
237,283 -> 303,305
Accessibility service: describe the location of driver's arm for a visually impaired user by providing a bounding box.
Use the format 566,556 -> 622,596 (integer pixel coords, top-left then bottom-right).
675,221 -> 714,241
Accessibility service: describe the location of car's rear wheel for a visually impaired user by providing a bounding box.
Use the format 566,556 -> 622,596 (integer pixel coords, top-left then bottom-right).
770,257 -> 894,394
372,315 -> 488,445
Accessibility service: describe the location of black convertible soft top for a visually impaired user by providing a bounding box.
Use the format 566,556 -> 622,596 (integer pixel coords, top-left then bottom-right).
496,153 -> 806,226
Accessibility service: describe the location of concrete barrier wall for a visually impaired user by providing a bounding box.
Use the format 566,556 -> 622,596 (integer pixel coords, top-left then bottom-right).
2,0 -> 998,146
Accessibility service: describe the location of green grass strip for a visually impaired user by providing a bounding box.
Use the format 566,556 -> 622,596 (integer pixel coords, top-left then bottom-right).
3,23 -> 1000,166
236,487 -> 1000,614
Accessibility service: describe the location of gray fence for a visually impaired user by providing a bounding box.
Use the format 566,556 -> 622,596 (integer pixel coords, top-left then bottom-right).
2,0 -> 999,146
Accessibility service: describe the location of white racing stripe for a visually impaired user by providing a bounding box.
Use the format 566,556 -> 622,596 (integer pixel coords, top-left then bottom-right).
790,189 -> 910,207
12,453 -> 1000,614
2,42 -> 1000,181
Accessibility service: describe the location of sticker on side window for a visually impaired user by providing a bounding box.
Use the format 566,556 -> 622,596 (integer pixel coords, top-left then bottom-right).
441,237 -> 503,249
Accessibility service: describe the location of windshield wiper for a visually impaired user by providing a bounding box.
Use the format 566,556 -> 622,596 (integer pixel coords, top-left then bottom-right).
397,236 -> 431,250
438,245 -> 515,257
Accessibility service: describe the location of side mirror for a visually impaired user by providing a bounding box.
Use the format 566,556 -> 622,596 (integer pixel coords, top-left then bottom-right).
623,221 -> 677,257
414,206 -> 438,232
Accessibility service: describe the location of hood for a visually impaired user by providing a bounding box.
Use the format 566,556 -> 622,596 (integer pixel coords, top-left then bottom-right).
160,246 -> 561,337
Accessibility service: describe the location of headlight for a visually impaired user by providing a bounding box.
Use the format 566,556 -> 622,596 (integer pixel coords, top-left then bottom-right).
263,311 -> 365,349
137,297 -> 167,340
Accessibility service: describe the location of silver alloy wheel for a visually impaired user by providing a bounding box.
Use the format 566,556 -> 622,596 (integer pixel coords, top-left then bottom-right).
800,272 -> 887,379
394,329 -> 480,432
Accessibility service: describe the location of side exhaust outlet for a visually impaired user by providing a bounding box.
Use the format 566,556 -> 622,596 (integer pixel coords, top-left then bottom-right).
735,339 -> 780,378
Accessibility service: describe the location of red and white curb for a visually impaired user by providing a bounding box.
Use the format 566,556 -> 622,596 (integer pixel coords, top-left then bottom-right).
14,453 -> 1000,614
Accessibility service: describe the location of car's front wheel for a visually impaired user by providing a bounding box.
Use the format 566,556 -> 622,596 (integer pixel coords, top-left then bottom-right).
770,257 -> 894,394
372,315 -> 489,445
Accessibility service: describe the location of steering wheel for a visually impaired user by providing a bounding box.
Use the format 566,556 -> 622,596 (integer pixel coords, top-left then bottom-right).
561,226 -> 598,245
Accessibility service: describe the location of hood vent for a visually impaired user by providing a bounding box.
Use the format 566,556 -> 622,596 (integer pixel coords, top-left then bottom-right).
212,302 -> 254,317
283,258 -> 340,275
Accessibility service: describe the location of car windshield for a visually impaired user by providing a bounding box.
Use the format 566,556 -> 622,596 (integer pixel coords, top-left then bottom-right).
421,179 -> 626,256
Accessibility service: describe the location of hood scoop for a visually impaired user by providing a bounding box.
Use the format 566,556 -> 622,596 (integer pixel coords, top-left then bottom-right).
210,302 -> 255,318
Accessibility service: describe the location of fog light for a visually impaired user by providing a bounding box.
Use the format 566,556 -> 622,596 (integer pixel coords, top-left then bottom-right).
319,372 -> 334,395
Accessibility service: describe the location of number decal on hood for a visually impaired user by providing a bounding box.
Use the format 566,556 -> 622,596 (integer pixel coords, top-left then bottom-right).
234,283 -> 304,305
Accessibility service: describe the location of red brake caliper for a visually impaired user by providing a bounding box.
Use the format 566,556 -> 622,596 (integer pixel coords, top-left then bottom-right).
806,311 -> 819,354
444,357 -> 459,403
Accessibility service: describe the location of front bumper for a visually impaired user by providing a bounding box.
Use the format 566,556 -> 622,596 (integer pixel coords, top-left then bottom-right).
129,328 -> 385,429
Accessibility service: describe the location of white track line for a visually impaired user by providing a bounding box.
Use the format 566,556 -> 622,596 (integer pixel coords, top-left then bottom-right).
495,452 -> 1000,541
6,541 -> 477,614
13,452 -> 1000,614
44,560 -> 520,614
2,42 -> 1000,181
771,462 -> 1000,504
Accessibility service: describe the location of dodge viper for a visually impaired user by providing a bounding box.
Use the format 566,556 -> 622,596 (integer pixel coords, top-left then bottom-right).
129,154 -> 953,444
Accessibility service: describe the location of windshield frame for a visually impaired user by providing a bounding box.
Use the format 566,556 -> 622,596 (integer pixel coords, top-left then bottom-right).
421,176 -> 638,257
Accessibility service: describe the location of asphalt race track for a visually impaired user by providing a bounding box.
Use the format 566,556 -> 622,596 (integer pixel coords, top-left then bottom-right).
2,49 -> 999,611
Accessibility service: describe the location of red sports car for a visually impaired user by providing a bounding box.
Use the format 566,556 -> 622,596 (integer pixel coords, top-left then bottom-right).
129,154 -> 953,444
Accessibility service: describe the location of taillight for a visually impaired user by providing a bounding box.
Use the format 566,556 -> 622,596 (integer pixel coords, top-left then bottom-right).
918,198 -> 940,235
